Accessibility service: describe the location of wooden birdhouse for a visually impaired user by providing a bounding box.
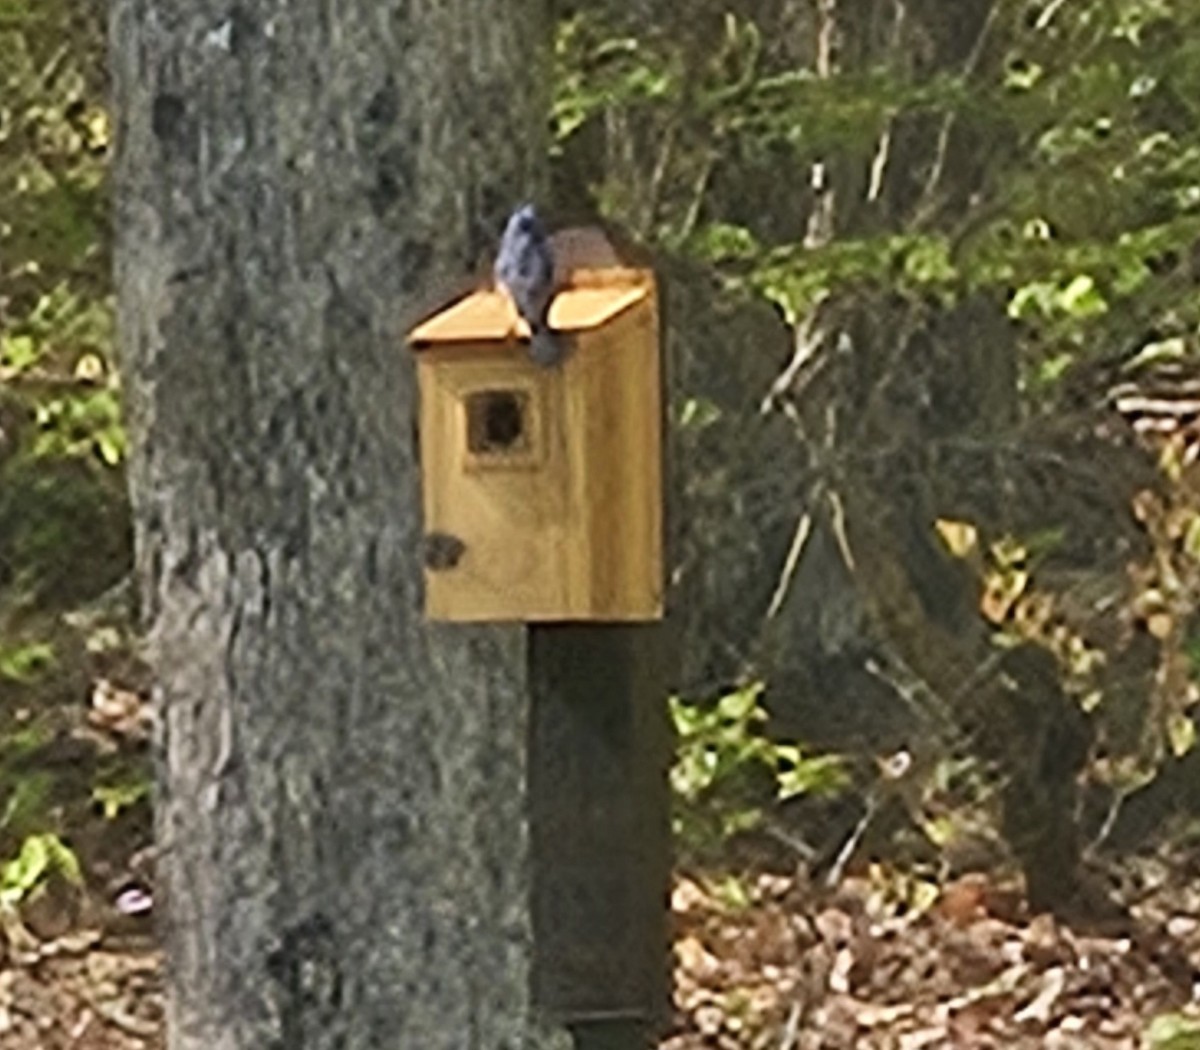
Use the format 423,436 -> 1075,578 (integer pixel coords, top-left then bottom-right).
407,242 -> 663,623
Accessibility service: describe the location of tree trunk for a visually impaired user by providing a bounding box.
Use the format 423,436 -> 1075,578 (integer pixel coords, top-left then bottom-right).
110,1 -> 571,1048
752,1 -> 1094,913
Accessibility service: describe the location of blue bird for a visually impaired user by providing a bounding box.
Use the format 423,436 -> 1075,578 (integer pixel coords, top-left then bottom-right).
494,203 -> 565,367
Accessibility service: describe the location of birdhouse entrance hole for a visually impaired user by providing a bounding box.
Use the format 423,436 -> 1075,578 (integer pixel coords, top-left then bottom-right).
466,389 -> 529,456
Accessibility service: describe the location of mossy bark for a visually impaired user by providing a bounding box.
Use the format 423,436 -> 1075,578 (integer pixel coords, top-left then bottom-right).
110,1 -> 571,1047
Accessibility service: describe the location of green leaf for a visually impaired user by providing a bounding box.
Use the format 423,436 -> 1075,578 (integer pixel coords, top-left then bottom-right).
1009,281 -> 1054,319
1145,1013 -> 1200,1050
0,772 -> 52,833
0,333 -> 39,373
776,750 -> 848,800
902,236 -> 956,287
95,425 -> 126,466
1058,274 -> 1107,317
1004,61 -> 1043,92
1183,516 -> 1200,564
709,874 -> 753,911
92,779 -> 151,821
689,222 -> 761,263
0,833 -> 81,907
1168,713 -> 1197,759
679,397 -> 722,430
0,641 -> 55,683
1034,352 -> 1075,388
715,683 -> 763,722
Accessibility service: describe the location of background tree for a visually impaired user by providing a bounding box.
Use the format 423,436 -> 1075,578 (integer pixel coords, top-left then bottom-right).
553,0 -> 1200,914
109,1 -> 572,1047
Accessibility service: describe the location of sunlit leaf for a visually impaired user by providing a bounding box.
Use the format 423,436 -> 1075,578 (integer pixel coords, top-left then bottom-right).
0,833 -> 81,907
0,641 -> 55,683
1145,1013 -> 1200,1050
1168,713 -> 1197,758
1058,274 -> 1107,317
92,780 -> 151,821
0,334 -> 38,373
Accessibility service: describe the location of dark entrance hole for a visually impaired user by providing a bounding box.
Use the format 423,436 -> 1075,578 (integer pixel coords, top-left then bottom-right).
466,390 -> 529,454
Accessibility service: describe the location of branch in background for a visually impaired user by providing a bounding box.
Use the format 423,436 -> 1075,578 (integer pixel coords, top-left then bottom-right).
0,369 -> 106,391
825,793 -> 878,887
766,508 -> 813,621
1034,0 -> 1069,32
760,292 -> 830,415
867,122 -> 892,203
911,0 -> 1000,230
804,0 -> 839,250
866,0 -> 907,205
640,117 -> 677,237
677,150 -> 715,243
863,644 -> 969,751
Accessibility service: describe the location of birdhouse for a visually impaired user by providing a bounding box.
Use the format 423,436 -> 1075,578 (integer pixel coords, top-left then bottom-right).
407,254 -> 663,623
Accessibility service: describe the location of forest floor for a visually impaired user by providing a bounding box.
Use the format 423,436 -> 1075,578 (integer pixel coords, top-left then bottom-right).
3,663 -> 1200,1050
5,853 -> 1200,1049
663,860 -> 1200,1049
6,385 -> 1200,1047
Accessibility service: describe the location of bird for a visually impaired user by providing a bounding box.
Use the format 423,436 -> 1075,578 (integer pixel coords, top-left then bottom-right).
494,203 -> 565,367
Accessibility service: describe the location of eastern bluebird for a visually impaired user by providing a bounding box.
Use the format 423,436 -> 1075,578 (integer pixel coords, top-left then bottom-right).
494,203 -> 564,367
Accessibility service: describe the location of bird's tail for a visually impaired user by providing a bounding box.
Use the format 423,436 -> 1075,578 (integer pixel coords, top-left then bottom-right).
529,324 -> 567,367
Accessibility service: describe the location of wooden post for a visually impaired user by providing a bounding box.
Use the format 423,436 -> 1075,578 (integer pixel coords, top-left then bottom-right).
528,273 -> 675,1049
572,1019 -> 658,1050
528,623 -> 673,1042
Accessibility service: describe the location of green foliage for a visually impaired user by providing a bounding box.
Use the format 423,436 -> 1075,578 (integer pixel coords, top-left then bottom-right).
0,640 -> 54,683
554,2 -> 1200,385
553,5 -> 1200,862
0,832 -> 80,907
0,0 -> 122,482
32,384 -> 125,466
1146,1013 -> 1200,1050
0,711 -> 57,841
0,770 -> 52,836
0,0 -> 132,882
554,20 -> 681,145
671,684 -> 847,854
92,775 -> 151,821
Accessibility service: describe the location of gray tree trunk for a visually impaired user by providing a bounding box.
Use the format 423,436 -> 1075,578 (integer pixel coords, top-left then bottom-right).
110,1 -> 571,1048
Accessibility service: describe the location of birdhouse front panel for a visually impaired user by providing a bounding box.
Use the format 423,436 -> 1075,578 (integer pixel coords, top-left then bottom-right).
418,347 -> 574,620
409,264 -> 663,623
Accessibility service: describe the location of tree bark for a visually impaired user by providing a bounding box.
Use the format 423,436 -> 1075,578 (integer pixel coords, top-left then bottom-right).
110,1 -> 571,1048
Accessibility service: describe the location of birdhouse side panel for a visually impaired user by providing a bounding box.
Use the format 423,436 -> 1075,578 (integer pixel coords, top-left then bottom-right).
417,350 -> 574,621
567,298 -> 663,620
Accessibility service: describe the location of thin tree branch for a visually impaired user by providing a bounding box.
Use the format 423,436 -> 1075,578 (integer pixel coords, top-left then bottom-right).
867,122 -> 892,202
912,0 -> 1000,229
767,509 -> 814,620
867,0 -> 907,205
760,292 -> 831,415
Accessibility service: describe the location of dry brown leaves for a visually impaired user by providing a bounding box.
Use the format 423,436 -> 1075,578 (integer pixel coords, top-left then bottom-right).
662,867 -> 1200,1050
0,913 -> 160,1050
2,861 -> 1200,1049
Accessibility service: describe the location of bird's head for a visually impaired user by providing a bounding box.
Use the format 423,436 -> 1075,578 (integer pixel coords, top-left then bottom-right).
506,203 -> 544,237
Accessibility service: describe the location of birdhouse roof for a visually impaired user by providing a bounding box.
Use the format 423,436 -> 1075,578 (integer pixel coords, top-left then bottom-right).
408,269 -> 651,349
